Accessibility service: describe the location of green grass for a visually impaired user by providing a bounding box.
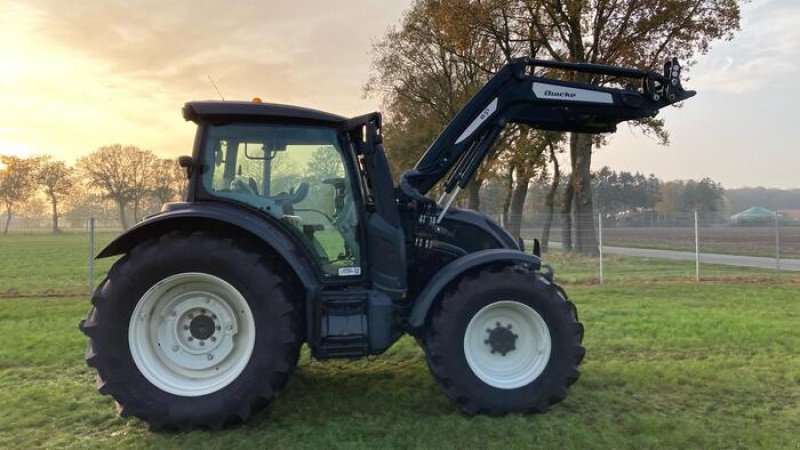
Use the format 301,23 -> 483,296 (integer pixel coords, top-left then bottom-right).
1,233 -> 799,447
0,232 -> 119,297
1,283 -> 799,448
1,232 -> 796,299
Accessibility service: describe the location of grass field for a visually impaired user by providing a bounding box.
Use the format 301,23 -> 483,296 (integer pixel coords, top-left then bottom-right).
1,232 -> 799,448
1,284 -> 799,448
2,232 -> 797,299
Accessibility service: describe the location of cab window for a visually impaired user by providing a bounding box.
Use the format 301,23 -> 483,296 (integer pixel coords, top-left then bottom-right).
202,124 -> 360,277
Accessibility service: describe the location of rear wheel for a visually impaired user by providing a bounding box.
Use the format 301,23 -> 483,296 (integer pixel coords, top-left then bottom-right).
80,231 -> 302,430
423,266 -> 584,415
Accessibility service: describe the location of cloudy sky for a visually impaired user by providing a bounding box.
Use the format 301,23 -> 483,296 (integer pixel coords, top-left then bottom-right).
1,0 -> 797,188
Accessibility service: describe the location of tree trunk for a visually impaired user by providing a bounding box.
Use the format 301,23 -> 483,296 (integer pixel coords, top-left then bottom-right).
133,200 -> 140,223
561,179 -> 574,252
117,200 -> 130,230
541,145 -> 560,252
507,175 -> 531,240
467,177 -> 482,211
3,203 -> 11,235
571,133 -> 598,256
51,197 -> 60,233
501,165 -> 515,228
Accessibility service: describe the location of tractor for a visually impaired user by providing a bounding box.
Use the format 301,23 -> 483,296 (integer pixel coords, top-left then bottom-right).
80,57 -> 694,430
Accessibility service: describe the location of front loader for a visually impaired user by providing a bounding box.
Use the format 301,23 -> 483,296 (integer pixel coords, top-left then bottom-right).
80,57 -> 694,430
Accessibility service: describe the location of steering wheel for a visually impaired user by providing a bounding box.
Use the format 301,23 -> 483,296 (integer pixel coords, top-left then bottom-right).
273,182 -> 310,214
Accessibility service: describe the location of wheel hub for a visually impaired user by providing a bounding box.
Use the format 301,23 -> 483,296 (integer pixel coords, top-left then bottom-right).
189,314 -> 216,340
485,322 -> 518,356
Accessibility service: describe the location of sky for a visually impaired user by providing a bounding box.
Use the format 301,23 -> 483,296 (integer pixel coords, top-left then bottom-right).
1,0 -> 798,188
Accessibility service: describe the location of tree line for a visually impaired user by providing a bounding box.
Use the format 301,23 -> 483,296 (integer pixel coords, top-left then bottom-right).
0,145 -> 782,240
0,145 -> 185,234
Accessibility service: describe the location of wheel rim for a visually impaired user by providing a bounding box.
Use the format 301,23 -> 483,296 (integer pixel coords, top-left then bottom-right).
463,300 -> 551,390
128,272 -> 256,397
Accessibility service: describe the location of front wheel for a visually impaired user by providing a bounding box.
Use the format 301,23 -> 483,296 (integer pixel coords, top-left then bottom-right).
423,266 -> 584,415
80,231 -> 302,430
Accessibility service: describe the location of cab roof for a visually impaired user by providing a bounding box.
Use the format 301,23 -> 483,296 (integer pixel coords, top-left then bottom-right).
183,101 -> 347,126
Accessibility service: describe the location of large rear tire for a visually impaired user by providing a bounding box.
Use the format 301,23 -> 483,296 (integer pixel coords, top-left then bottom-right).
80,231 -> 302,430
423,265 -> 584,415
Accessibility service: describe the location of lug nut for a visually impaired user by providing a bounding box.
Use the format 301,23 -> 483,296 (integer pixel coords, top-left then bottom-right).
207,354 -> 214,361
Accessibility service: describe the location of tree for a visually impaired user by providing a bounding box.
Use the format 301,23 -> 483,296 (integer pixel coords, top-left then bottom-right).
35,157 -> 77,233
366,0 -> 503,209
518,0 -> 742,254
150,157 -> 187,208
682,177 -> 724,215
78,144 -> 157,230
540,140 -> 563,251
431,0 -> 741,252
496,127 -> 558,239
0,155 -> 40,234
593,166 -> 661,220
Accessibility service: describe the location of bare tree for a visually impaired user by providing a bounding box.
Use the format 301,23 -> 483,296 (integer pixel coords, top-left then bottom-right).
150,157 -> 187,208
78,144 -> 157,230
0,155 -> 40,234
36,157 -> 77,233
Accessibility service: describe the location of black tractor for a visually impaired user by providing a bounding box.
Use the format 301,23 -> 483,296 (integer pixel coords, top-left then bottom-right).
80,58 -> 694,430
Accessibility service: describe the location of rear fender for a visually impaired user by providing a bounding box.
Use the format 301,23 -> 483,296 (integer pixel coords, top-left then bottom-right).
97,202 -> 320,291
406,249 -> 541,329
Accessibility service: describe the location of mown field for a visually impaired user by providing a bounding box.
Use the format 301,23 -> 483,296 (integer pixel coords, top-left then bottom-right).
1,233 -> 799,448
523,225 -> 800,258
602,226 -> 800,258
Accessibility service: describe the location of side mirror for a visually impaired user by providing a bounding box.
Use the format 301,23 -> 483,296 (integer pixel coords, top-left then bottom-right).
178,155 -> 197,179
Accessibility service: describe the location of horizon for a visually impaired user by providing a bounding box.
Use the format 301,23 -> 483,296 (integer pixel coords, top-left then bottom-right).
1,0 -> 798,189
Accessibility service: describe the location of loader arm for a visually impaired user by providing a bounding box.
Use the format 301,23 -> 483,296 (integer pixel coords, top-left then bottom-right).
399,57 -> 695,203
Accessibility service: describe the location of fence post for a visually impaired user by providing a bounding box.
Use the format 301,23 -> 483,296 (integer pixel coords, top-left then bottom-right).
88,217 -> 96,295
598,213 -> 604,285
694,210 -> 700,283
774,211 -> 781,276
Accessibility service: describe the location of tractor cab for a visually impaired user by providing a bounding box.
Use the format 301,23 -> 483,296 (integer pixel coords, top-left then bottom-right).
183,102 -> 364,277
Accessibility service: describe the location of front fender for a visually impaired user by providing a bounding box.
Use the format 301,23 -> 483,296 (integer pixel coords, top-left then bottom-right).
406,249 -> 541,329
97,202 -> 320,290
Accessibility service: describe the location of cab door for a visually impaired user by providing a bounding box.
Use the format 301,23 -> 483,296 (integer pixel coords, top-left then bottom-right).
200,123 -> 363,278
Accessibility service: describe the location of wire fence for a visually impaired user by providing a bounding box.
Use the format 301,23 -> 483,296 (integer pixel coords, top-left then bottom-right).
1,211 -> 798,297
518,211 -> 800,283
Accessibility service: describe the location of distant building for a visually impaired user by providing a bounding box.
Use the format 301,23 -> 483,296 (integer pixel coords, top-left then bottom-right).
730,206 -> 775,225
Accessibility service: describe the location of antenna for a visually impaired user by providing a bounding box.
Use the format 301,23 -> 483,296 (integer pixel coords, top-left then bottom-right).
207,75 -> 225,101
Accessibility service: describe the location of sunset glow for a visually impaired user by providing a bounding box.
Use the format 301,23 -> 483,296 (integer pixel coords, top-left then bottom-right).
1,0 -> 798,187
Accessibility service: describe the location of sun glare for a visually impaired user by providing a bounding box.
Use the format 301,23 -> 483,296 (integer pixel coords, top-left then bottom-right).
0,141 -> 36,159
